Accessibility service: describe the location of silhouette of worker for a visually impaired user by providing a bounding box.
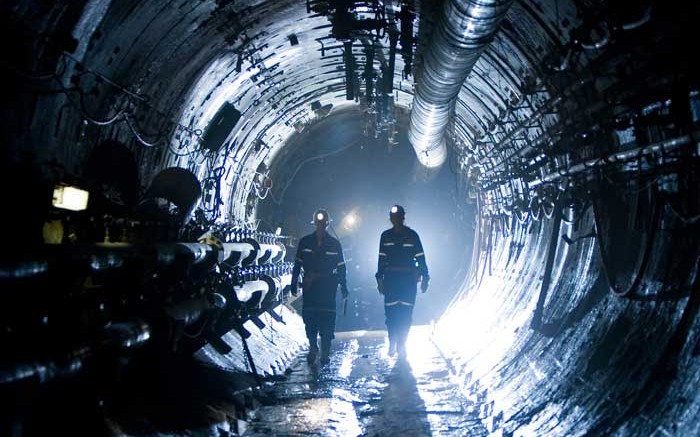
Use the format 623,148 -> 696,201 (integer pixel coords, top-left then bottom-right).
290,209 -> 349,365
375,205 -> 429,359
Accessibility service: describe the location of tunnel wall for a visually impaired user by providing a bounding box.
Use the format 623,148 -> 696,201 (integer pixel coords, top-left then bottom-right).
3,1 -> 700,435
435,203 -> 700,435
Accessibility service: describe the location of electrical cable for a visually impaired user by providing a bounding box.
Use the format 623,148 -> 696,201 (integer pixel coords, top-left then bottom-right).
592,187 -> 660,297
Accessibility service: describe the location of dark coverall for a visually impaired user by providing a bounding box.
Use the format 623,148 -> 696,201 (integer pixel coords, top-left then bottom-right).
375,226 -> 429,354
291,230 -> 347,356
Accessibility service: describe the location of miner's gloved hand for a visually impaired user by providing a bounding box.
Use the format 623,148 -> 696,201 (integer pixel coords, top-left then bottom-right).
290,283 -> 298,296
420,276 -> 430,293
376,278 -> 384,294
340,284 -> 349,299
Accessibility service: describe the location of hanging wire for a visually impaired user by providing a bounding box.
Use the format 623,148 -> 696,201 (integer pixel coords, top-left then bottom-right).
592,184 -> 661,297
4,14 -> 208,158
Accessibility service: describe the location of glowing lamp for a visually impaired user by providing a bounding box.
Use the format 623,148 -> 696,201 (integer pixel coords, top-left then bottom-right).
52,184 -> 89,211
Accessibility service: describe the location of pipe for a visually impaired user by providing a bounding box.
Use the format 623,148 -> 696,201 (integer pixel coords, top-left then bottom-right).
256,243 -> 284,264
530,132 -> 696,188
1,243 -> 219,279
164,293 -> 227,325
233,279 -> 271,304
219,242 -> 255,266
259,274 -> 280,309
0,320 -> 150,385
408,0 -> 513,168
271,242 -> 286,263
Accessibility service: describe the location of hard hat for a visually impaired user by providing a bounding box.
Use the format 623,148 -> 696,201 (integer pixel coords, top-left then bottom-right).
311,208 -> 331,225
390,204 -> 405,217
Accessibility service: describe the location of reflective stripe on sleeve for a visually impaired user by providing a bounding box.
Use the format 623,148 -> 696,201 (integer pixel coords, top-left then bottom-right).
383,242 -> 395,246
379,252 -> 387,257
337,261 -> 345,266
415,252 -> 425,257
302,248 -> 313,253
385,300 -> 414,307
403,243 -> 414,247
326,251 -> 338,255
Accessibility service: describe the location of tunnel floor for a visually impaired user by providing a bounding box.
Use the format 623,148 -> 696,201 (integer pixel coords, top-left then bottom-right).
242,326 -> 487,436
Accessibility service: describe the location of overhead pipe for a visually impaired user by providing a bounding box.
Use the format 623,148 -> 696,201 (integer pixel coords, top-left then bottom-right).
408,0 -> 513,168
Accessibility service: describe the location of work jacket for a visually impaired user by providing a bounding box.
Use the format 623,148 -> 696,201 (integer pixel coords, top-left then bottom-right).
292,230 -> 347,311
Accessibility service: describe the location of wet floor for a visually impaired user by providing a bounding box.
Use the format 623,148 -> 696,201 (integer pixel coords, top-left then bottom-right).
243,325 -> 488,436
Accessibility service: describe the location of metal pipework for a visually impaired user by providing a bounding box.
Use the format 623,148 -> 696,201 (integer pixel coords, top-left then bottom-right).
219,242 -> 256,267
528,132 -> 696,188
273,273 -> 293,295
164,293 -> 227,325
233,279 -> 271,305
0,320 -> 150,385
256,242 -> 285,264
408,0 -> 513,168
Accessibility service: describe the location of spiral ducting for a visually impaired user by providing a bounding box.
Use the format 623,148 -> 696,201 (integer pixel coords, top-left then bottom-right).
408,0 -> 513,167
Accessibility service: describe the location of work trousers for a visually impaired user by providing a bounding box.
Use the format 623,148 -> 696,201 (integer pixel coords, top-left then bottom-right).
383,272 -> 417,349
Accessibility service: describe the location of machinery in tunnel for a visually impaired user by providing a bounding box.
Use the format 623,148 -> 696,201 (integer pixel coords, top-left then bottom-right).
1,0 -> 699,435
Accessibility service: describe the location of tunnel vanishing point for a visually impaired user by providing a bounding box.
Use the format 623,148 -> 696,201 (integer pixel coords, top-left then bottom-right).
1,0 -> 699,436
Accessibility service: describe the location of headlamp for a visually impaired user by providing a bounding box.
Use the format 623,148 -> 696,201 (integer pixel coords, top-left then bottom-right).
390,204 -> 405,217
312,209 -> 330,225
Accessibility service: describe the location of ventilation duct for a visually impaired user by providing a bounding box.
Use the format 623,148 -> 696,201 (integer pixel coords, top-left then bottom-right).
408,0 -> 513,167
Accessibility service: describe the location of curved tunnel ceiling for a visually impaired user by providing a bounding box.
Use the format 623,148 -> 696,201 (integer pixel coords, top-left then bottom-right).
3,0 -> 700,435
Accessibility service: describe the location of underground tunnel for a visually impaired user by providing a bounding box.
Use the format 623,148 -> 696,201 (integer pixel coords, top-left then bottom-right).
1,0 -> 699,436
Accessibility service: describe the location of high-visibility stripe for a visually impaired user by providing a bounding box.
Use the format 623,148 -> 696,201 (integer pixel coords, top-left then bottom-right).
385,300 -> 414,307
379,252 -> 387,257
326,251 -> 338,255
383,242 -> 395,246
403,243 -> 414,247
302,248 -> 313,253
415,252 -> 425,257
337,261 -> 345,266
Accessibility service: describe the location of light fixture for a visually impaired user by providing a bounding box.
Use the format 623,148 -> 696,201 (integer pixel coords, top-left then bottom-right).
52,184 -> 89,211
342,211 -> 360,231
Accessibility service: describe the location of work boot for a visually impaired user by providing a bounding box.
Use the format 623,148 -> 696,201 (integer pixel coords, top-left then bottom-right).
320,348 -> 331,366
388,339 -> 397,357
397,342 -> 407,360
307,347 -> 318,364
396,330 -> 408,360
